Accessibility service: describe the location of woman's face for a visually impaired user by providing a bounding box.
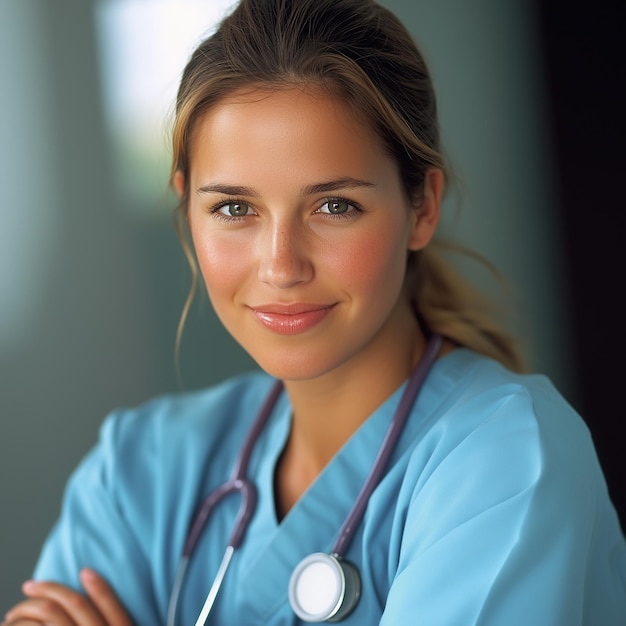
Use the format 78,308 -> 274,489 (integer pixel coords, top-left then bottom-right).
182,87 -> 439,381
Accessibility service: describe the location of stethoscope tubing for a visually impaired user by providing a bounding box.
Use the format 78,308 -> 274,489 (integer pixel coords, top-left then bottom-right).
167,380 -> 283,626
331,333 -> 442,556
167,334 -> 442,625
193,545 -> 235,626
182,380 -> 284,557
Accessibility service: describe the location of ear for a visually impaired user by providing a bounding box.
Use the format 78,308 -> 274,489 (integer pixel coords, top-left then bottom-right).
407,168 -> 443,251
172,170 -> 186,199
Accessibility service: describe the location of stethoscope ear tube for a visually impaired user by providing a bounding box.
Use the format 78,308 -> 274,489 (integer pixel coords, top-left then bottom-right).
166,557 -> 189,626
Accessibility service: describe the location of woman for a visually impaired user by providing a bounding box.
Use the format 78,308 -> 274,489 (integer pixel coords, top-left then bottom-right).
4,0 -> 625,624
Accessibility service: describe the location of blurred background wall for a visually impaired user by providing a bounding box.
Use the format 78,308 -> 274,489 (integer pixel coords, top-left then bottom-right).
1,0 -> 623,610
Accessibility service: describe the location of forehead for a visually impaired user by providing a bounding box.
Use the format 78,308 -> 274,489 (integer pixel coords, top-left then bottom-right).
188,86 -> 392,181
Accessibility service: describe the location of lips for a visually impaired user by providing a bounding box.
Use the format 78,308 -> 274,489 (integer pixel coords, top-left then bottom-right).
249,303 -> 335,335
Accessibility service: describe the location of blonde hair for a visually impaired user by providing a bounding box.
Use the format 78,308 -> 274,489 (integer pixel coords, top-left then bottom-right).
171,0 -> 526,372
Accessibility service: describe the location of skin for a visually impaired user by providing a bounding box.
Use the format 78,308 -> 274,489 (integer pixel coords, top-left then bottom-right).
181,86 -> 442,510
2,569 -> 130,625
4,85 -> 443,624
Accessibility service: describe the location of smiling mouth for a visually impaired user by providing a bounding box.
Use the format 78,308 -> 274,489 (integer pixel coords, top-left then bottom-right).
249,303 -> 336,335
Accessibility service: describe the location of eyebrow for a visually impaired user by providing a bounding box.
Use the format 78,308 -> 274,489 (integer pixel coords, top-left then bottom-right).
302,177 -> 376,195
196,177 -> 376,197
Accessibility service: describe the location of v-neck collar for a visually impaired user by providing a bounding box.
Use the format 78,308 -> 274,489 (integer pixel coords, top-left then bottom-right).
229,379 -> 412,622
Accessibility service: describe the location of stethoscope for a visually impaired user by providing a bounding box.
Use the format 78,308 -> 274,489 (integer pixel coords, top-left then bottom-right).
167,333 -> 443,625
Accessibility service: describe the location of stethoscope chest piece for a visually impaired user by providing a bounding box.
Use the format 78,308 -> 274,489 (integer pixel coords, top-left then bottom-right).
288,552 -> 361,622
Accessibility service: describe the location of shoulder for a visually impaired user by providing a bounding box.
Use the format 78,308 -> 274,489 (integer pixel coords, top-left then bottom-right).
31,375 -> 277,620
78,371 -> 277,504
403,347 -> 610,532
382,349 -> 626,625
423,347 -> 589,444
50,371 -> 278,565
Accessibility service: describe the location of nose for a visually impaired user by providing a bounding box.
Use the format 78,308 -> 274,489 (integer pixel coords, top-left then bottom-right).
257,220 -> 314,289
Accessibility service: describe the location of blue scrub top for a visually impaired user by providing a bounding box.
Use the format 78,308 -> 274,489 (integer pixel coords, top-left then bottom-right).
34,349 -> 626,624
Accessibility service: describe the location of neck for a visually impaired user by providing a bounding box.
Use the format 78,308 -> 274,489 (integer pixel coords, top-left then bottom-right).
274,308 -> 428,518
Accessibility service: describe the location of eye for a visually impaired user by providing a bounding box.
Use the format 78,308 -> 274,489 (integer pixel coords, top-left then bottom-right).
317,198 -> 356,215
215,201 -> 252,217
209,199 -> 257,222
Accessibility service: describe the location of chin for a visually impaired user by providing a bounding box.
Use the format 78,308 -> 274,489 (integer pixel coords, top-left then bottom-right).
251,350 -> 342,383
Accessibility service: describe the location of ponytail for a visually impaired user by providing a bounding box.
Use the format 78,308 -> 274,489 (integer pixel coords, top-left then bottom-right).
412,240 -> 527,372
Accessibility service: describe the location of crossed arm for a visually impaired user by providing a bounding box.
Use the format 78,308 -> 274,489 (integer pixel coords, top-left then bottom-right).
3,570 -> 130,626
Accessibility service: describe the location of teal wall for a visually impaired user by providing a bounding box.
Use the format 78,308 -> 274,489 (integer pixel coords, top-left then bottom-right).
0,0 -> 572,608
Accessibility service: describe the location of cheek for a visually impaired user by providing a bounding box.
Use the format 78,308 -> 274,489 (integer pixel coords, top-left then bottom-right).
330,223 -> 409,295
192,233 -> 252,297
